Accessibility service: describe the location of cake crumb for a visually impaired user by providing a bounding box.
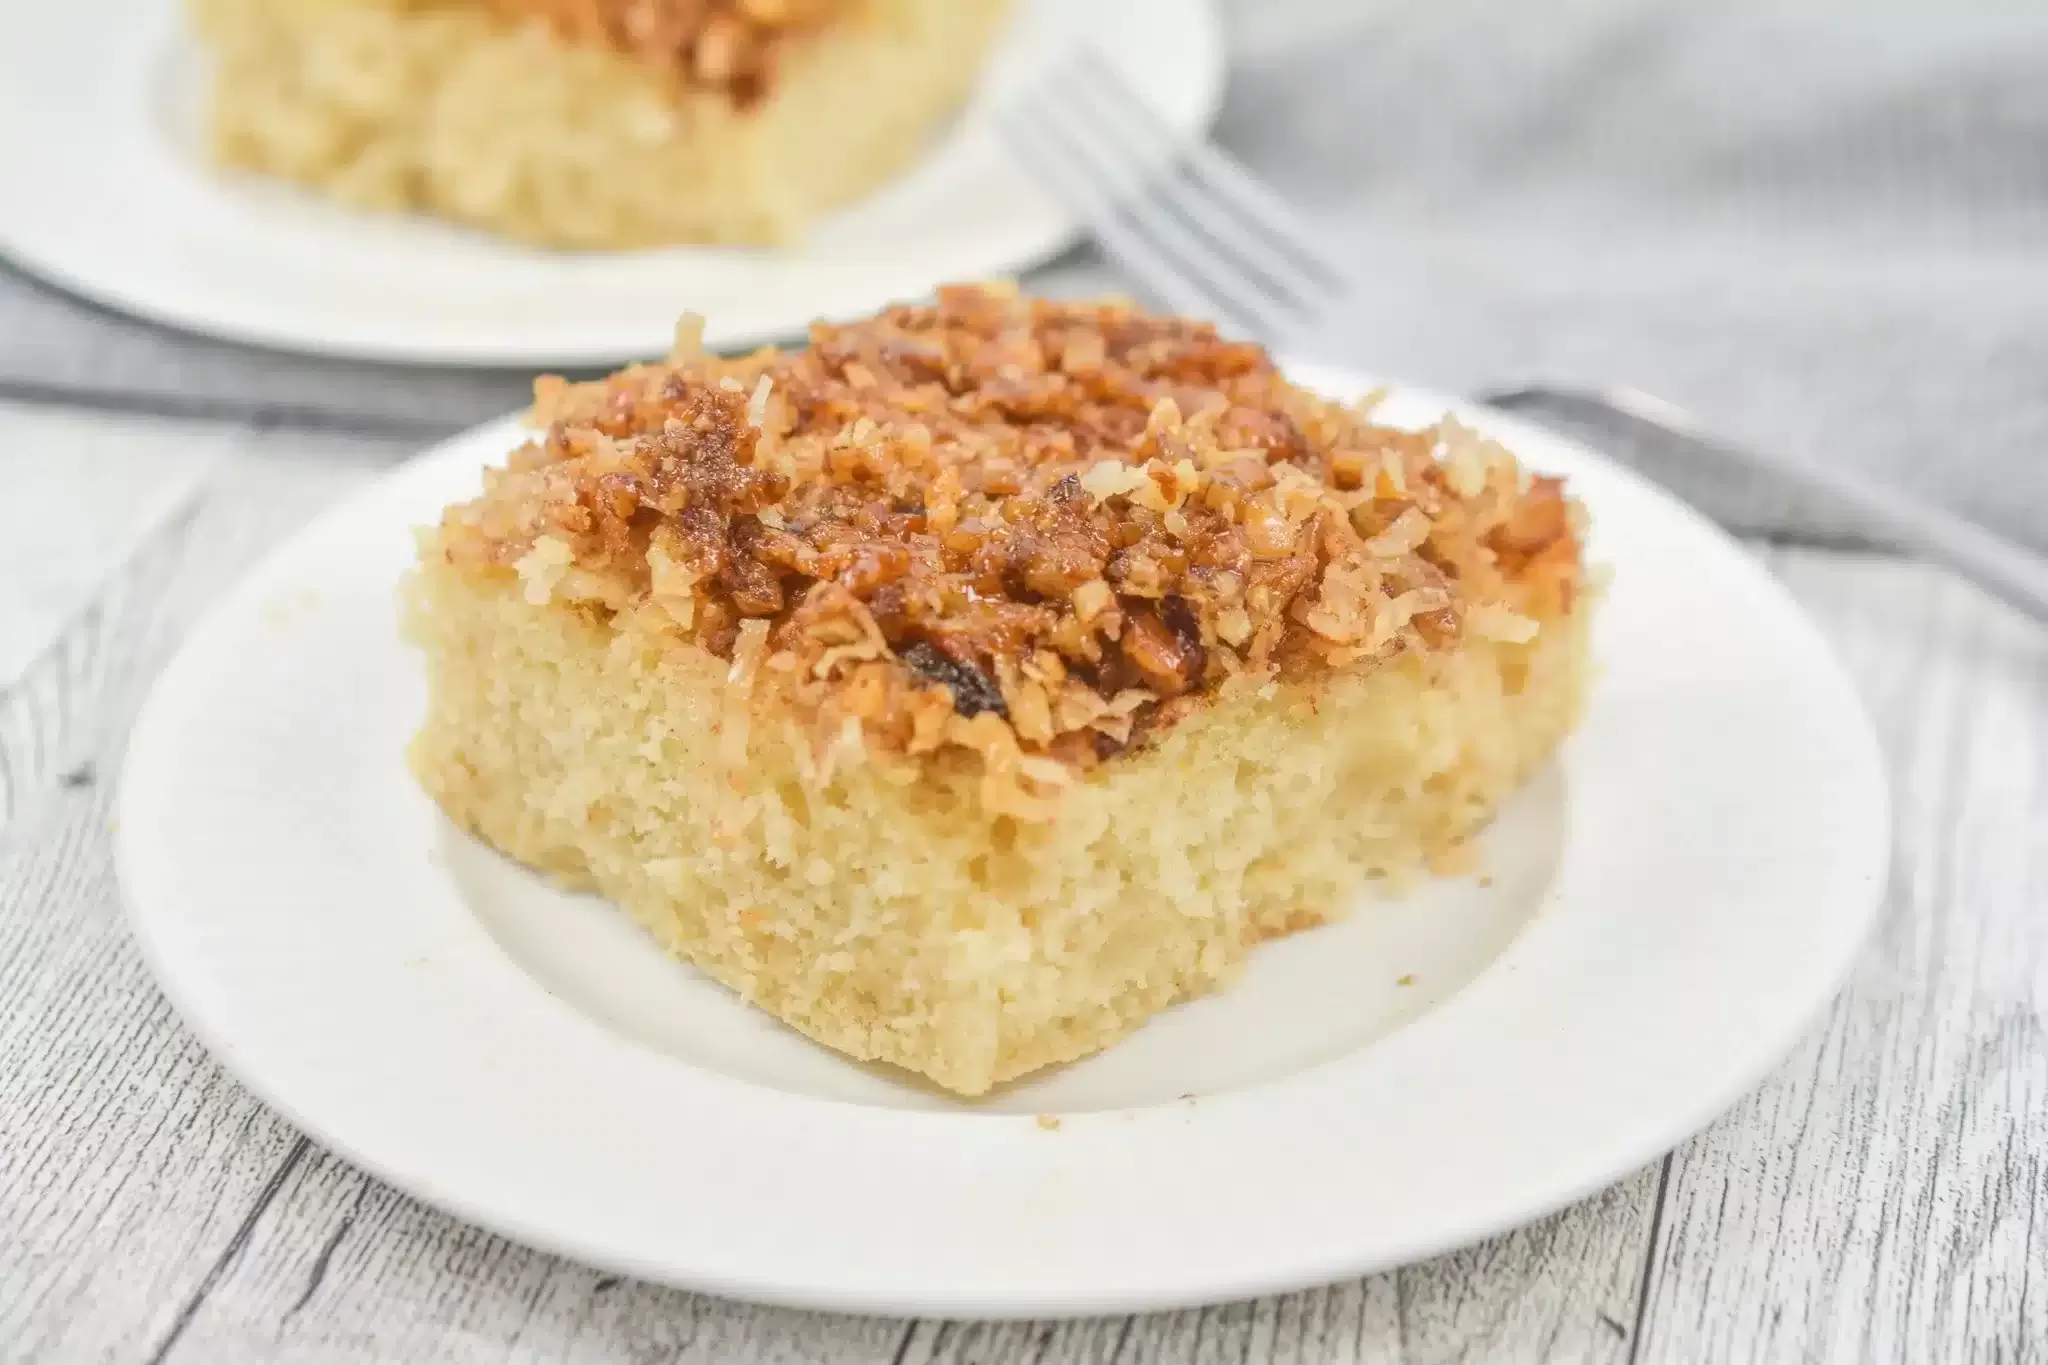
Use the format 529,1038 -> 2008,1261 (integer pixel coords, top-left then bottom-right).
1426,839 -> 1479,877
1034,1114 -> 1062,1131
1397,973 -> 1417,987
402,285 -> 1594,1096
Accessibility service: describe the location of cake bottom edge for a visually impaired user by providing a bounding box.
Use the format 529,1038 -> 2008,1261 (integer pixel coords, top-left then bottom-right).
406,565 -> 1591,1095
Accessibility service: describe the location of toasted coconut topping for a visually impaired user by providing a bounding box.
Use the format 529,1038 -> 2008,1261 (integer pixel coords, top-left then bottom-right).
481,0 -> 847,105
434,285 -> 1586,805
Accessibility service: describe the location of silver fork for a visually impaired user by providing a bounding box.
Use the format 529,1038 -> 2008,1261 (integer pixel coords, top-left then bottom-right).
995,49 -> 2048,622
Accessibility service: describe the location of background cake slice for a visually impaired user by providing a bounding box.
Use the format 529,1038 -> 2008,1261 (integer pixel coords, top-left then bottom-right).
404,285 -> 1592,1095
189,0 -> 1012,248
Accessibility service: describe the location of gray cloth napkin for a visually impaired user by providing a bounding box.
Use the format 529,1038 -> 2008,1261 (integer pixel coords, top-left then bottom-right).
5,0 -> 2045,551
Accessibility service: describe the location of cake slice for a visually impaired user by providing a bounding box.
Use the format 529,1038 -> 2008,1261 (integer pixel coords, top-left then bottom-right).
404,285 -> 1592,1095
188,0 -> 1011,248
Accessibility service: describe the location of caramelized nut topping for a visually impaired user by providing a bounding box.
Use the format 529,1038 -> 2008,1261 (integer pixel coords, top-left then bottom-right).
902,642 -> 1007,720
437,285 -> 1586,807
481,0 -> 846,105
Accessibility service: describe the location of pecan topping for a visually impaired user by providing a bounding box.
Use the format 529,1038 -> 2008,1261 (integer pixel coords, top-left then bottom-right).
482,0 -> 845,105
439,285 -> 1585,799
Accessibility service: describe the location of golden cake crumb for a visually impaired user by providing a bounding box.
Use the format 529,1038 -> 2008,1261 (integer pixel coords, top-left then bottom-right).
405,286 -> 1596,1095
188,0 -> 1011,247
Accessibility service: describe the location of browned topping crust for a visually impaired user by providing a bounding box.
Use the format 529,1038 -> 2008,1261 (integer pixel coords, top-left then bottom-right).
480,0 -> 846,104
435,285 -> 1584,815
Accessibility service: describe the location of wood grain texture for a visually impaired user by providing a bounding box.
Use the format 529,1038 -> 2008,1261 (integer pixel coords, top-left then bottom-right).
0,398 -> 227,831
0,771 -> 306,1365
1636,554 -> 2048,1365
0,400 -> 230,679
152,1140 -> 1656,1364
1,401 -> 2043,1363
0,413 -> 408,1365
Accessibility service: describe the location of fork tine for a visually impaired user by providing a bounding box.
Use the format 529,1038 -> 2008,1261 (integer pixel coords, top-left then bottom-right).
1071,48 -> 1351,300
1036,63 -> 1324,333
1001,113 -> 1280,335
997,96 -> 1304,340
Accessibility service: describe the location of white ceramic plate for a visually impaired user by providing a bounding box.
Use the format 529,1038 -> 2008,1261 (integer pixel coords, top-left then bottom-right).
117,366 -> 1889,1318
0,0 -> 1221,367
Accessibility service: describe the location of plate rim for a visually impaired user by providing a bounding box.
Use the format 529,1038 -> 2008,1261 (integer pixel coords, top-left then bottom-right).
115,367 -> 1892,1317
0,0 -> 1225,368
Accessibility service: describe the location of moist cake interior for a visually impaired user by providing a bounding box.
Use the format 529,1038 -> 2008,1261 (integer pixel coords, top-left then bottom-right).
189,0 -> 1013,248
405,285 -> 1593,1095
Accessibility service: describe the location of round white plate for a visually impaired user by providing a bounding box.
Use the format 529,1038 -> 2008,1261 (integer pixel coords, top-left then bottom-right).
118,367 -> 1889,1318
0,0 -> 1221,367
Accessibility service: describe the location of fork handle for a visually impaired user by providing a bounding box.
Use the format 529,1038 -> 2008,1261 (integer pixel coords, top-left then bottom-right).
1481,385 -> 2048,624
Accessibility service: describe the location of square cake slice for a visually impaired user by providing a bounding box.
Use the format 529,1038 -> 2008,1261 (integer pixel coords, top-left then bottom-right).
188,0 -> 1011,248
405,285 -> 1592,1095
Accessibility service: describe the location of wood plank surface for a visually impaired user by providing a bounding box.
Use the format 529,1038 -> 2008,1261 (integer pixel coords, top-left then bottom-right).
1637,556 -> 2048,1365
0,413 -> 409,1365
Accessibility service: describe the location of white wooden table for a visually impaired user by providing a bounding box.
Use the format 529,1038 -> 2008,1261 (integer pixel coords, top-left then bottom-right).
0,392 -> 2043,1364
